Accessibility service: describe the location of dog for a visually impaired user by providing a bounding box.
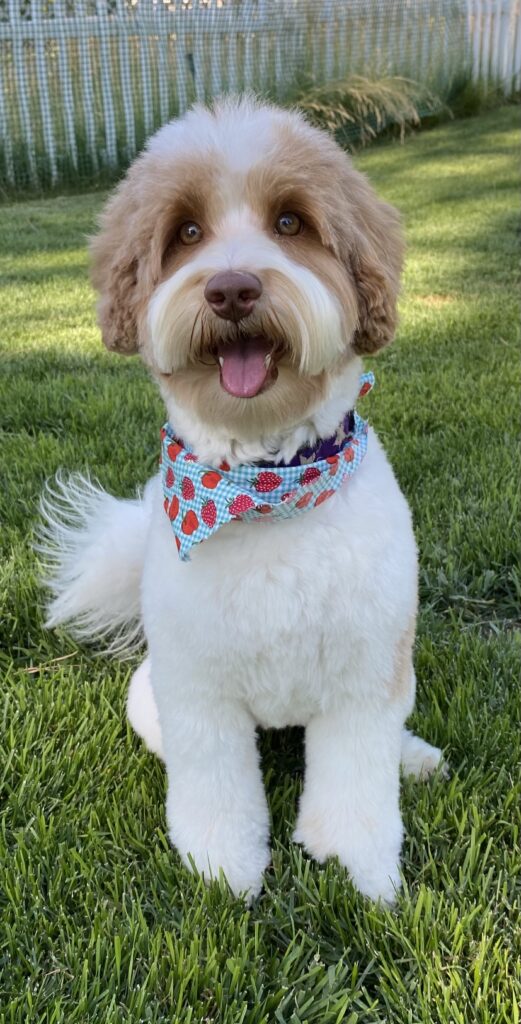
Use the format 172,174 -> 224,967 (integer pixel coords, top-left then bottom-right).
40,97 -> 445,903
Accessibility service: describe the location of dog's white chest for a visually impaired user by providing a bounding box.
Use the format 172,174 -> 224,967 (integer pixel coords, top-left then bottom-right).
142,437 -> 417,730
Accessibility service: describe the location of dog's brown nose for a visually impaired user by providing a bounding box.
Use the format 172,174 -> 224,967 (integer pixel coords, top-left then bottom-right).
204,271 -> 262,321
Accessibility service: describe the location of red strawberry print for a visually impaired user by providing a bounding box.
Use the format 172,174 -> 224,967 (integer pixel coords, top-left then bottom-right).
252,471 -> 282,493
168,495 -> 179,521
255,504 -> 272,515
160,428 -> 167,442
165,466 -> 175,489
329,460 -> 339,477
201,500 -> 217,528
219,459 -> 231,471
181,477 -> 195,500
181,510 -> 199,535
184,453 -> 198,462
358,380 -> 371,398
202,471 -> 222,489
300,466 -> 321,485
167,441 -> 183,462
295,491 -> 313,509
315,489 -> 335,507
344,447 -> 355,463
281,490 -> 297,503
228,494 -> 255,516
175,534 -> 181,552
163,496 -> 169,514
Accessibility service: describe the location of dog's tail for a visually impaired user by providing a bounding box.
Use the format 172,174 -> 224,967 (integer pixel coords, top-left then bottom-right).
37,473 -> 151,656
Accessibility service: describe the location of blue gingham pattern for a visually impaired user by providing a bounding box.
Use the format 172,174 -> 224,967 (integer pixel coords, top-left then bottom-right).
161,372 -> 374,561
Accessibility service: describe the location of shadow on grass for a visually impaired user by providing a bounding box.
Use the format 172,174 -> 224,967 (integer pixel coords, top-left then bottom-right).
361,107 -> 519,169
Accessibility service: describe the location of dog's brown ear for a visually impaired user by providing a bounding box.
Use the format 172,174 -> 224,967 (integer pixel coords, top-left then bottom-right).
339,170 -> 404,355
90,174 -> 149,355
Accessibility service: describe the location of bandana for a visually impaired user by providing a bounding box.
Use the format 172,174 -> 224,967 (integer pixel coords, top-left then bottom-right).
161,372 -> 374,561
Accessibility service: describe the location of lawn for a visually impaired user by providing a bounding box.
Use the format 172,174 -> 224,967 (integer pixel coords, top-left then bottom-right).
1,107 -> 519,1023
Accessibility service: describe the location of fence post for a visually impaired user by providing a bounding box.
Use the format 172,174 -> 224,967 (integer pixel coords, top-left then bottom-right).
193,4 -> 207,103
155,2 -> 171,125
498,0 -> 513,86
116,0 -> 136,160
210,3 -> 224,99
514,0 -> 521,91
8,0 -> 38,186
56,0 -> 78,171
95,0 -> 118,167
138,0 -> 154,137
32,1 -> 58,184
243,0 -> 254,94
468,0 -> 480,83
75,0 -> 98,173
226,3 -> 239,95
324,0 -> 335,83
0,55 -> 15,187
174,6 -> 188,116
490,0 -> 501,79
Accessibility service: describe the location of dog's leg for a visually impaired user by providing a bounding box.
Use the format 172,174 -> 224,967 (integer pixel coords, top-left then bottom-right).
294,700 -> 404,903
128,663 -> 270,897
127,656 -> 164,759
153,682 -> 270,901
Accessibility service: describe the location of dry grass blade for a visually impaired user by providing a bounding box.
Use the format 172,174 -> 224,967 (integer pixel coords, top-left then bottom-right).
294,75 -> 444,144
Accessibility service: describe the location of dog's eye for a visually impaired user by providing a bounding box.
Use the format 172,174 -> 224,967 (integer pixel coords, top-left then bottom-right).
275,212 -> 302,236
178,222 -> 203,245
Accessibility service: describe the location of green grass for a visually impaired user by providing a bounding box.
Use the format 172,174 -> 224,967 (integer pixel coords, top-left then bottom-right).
1,108 -> 520,1023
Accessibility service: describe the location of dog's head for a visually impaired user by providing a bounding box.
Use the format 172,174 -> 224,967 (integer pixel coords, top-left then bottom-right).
91,97 -> 403,439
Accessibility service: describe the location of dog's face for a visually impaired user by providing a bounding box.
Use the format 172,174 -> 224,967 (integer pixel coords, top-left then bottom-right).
91,99 -> 403,439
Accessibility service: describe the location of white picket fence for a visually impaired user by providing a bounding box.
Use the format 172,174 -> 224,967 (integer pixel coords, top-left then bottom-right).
467,0 -> 521,85
0,0 -> 519,190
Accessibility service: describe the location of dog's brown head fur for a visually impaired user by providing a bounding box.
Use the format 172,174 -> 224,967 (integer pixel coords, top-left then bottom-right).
91,97 -> 403,439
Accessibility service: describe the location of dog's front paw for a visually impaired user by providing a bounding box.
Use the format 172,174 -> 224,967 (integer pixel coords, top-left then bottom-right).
168,797 -> 270,901
294,804 -> 402,904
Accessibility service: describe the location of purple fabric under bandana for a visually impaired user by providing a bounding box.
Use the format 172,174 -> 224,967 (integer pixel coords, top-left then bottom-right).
161,372 -> 374,561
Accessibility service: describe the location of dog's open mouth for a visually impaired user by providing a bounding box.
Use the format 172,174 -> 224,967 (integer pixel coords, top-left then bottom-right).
217,335 -> 279,399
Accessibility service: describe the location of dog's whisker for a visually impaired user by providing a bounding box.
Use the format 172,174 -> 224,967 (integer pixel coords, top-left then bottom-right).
188,304 -> 204,361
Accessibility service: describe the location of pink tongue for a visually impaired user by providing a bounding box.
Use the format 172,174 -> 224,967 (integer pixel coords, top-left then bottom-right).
219,337 -> 271,398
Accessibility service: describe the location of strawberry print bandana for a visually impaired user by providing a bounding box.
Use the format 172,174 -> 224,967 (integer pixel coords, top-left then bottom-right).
161,372 -> 374,561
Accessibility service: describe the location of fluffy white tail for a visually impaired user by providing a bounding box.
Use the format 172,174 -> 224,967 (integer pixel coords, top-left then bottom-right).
38,473 -> 150,656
